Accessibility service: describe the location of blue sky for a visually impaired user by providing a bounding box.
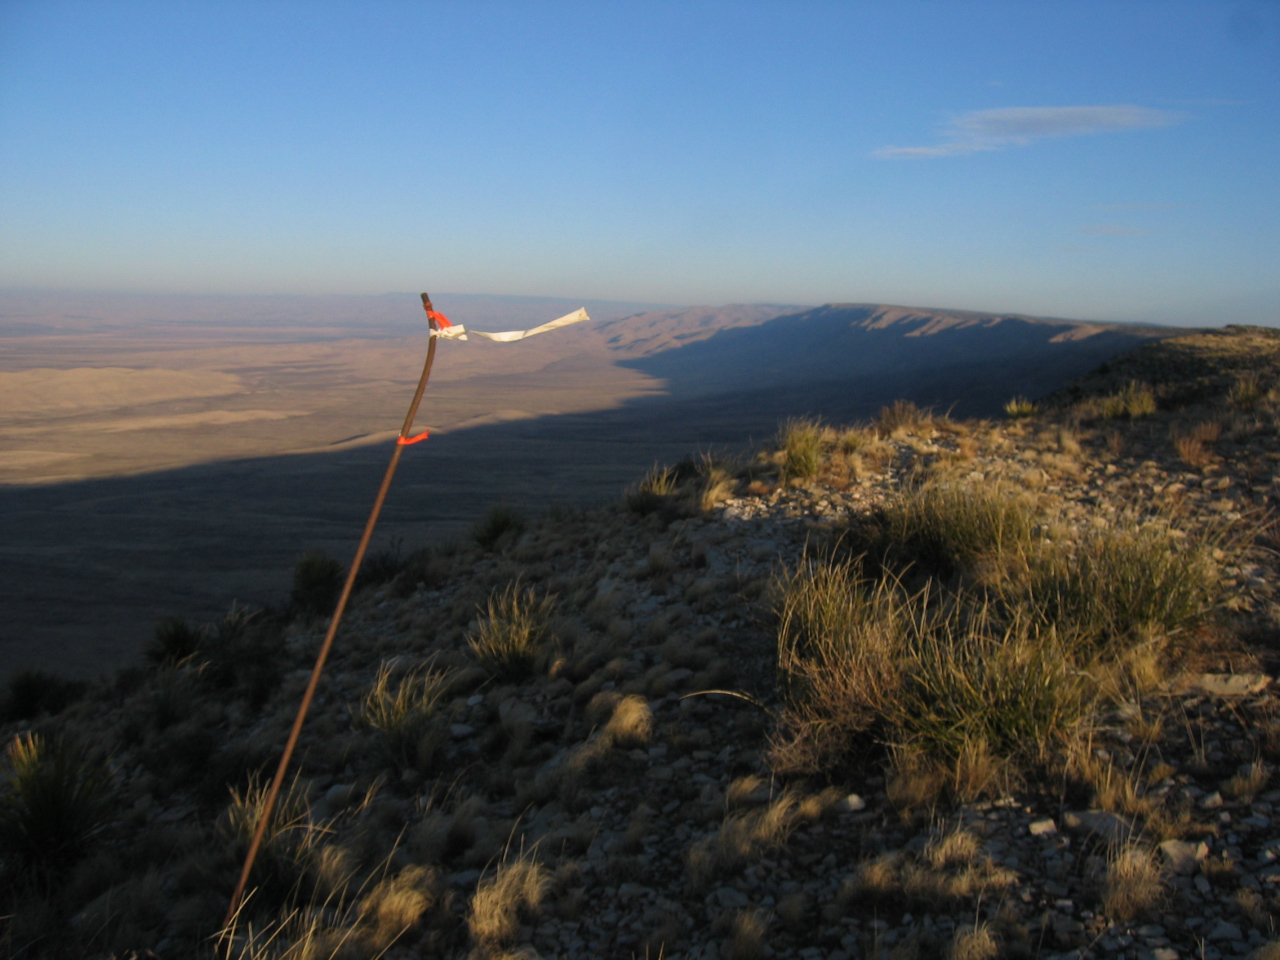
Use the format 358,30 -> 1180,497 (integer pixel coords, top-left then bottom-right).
1,1 -> 1277,324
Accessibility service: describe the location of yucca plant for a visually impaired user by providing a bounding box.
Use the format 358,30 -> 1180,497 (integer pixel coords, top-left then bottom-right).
0,733 -> 114,877
355,662 -> 453,773
468,581 -> 557,681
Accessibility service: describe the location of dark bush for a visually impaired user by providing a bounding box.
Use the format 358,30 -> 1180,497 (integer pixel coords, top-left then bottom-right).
391,547 -> 450,597
290,551 -> 345,617
144,616 -> 201,666
354,538 -> 405,592
2,670 -> 87,723
473,504 -> 526,552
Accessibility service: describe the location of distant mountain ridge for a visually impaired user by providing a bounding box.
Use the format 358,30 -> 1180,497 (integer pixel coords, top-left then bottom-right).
596,303 -> 1186,414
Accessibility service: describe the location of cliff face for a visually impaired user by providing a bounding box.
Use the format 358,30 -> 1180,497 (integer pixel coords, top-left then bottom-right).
7,326 -> 1280,960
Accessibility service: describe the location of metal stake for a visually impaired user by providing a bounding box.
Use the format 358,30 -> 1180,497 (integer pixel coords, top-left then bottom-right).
224,293 -> 441,925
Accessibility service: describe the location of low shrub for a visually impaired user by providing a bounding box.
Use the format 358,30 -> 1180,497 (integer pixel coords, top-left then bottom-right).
0,733 -> 114,877
355,662 -> 453,774
468,581 -> 557,681
290,551 -> 346,617
473,503 -> 526,551
1,670 -> 87,723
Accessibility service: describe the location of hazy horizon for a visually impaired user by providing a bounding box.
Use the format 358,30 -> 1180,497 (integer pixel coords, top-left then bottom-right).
2,2 -> 1277,326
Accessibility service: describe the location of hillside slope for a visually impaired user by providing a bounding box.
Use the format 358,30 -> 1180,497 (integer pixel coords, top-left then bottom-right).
6,327 -> 1280,959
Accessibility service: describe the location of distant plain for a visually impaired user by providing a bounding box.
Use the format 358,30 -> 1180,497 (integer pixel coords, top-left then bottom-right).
0,292 -> 1182,680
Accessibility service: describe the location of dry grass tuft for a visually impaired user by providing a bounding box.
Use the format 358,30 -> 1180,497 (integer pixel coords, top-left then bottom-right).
625,464 -> 680,515
688,791 -> 804,885
468,581 -> 557,681
355,661 -> 453,773
602,694 -> 653,749
726,909 -> 769,960
1225,761 -> 1272,800
950,922 -> 999,960
1172,421 -> 1222,468
467,849 -> 548,953
878,399 -> 932,432
842,828 -> 1015,910
1231,371 -> 1266,410
1102,843 -> 1163,920
1004,397 -> 1037,419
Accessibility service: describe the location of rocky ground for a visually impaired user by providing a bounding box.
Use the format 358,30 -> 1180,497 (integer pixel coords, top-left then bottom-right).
8,325 -> 1280,960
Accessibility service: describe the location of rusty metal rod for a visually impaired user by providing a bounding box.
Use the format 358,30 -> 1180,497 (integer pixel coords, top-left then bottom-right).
224,293 -> 441,926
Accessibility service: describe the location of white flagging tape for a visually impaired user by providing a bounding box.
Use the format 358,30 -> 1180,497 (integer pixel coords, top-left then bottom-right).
431,307 -> 591,342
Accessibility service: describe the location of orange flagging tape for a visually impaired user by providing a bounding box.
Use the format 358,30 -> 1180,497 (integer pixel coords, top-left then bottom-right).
426,309 -> 452,328
397,430 -> 429,445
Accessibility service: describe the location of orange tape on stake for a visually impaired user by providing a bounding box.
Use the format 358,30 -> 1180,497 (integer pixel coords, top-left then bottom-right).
426,309 -> 452,329
397,430 -> 429,445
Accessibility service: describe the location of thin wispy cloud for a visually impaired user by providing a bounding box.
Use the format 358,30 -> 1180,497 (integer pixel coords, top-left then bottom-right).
876,105 -> 1184,159
1079,224 -> 1149,237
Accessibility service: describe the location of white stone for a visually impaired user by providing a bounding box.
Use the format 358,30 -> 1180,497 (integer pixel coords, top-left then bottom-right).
1159,839 -> 1209,875
1029,818 -> 1058,837
842,793 -> 867,812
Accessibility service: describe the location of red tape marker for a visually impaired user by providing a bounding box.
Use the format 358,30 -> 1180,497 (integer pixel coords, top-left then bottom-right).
397,430 -> 429,445
426,309 -> 452,328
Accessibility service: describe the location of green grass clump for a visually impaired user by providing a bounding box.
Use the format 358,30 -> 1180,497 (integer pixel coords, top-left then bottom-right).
290,551 -> 346,617
770,561 -> 1089,777
0,733 -> 114,877
851,481 -> 1038,578
473,503 -> 527,551
356,662 -> 453,773
778,418 -> 823,481
1003,396 -> 1037,419
1095,381 -> 1157,420
625,464 -> 680,515
1,670 -> 87,723
1016,521 -> 1222,646
468,581 -> 557,681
